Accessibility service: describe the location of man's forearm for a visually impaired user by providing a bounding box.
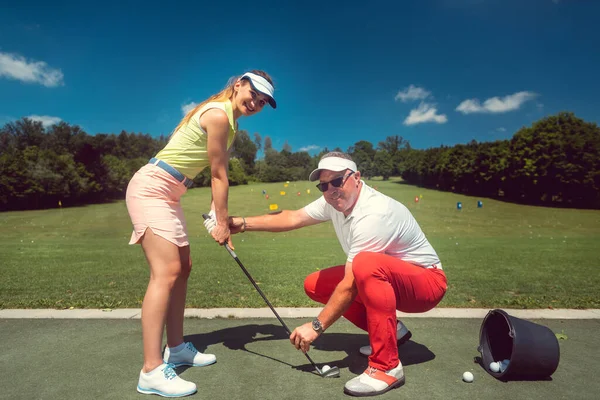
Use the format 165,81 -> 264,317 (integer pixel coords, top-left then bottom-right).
243,210 -> 302,232
317,282 -> 357,331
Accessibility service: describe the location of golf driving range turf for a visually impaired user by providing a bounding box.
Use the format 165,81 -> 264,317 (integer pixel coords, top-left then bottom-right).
1,179 -> 599,398
0,317 -> 598,399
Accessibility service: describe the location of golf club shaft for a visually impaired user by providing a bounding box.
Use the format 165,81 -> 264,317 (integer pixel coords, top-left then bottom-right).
222,243 -> 322,370
224,243 -> 291,335
202,214 -> 322,372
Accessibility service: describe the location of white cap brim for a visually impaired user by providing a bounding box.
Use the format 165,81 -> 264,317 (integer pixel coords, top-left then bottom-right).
309,157 -> 357,181
241,72 -> 277,109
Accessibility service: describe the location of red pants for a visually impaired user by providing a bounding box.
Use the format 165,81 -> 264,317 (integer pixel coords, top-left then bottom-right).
304,252 -> 447,370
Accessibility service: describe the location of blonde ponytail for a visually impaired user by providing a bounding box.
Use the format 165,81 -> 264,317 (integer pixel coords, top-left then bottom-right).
170,70 -> 275,138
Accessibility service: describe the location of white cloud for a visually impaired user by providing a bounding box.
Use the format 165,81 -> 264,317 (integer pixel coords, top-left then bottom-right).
181,102 -> 197,115
404,102 -> 448,126
0,52 -> 64,87
298,145 -> 321,153
496,127 -> 507,132
395,85 -> 431,102
456,91 -> 537,114
27,115 -> 62,127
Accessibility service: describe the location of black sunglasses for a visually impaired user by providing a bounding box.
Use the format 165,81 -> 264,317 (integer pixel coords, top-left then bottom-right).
316,172 -> 355,192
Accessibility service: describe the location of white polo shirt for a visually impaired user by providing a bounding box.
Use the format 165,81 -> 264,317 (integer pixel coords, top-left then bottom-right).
304,181 -> 442,268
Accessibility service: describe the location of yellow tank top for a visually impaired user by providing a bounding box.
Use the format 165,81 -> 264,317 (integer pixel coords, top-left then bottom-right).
155,100 -> 237,179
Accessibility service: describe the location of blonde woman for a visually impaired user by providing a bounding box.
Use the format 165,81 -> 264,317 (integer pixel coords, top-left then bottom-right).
126,71 -> 276,397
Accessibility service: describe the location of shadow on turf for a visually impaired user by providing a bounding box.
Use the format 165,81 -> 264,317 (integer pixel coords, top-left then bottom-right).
181,322 -> 436,376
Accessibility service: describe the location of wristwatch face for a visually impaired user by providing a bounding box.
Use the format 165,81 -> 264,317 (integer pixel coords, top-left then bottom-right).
312,319 -> 322,332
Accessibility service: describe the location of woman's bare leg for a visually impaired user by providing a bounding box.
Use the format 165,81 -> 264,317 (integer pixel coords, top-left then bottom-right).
166,245 -> 191,347
139,229 -> 184,372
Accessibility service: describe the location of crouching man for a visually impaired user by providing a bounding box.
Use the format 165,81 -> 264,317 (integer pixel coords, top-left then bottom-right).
207,152 -> 447,396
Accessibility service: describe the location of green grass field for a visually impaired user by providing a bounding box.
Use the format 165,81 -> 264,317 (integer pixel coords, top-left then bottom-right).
1,179 -> 599,309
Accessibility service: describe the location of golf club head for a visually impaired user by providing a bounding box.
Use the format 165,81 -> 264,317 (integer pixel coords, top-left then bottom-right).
318,365 -> 341,378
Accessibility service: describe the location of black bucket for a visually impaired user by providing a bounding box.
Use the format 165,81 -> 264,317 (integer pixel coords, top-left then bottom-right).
477,309 -> 560,380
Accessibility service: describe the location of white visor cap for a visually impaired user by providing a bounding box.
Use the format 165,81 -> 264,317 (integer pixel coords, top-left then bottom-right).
309,157 -> 358,182
241,72 -> 277,109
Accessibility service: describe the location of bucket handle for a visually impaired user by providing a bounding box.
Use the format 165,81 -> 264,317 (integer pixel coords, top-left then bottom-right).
490,309 -> 516,337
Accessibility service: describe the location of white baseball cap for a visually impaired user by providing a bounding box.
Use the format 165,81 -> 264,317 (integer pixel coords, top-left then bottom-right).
309,157 -> 357,181
241,72 -> 277,109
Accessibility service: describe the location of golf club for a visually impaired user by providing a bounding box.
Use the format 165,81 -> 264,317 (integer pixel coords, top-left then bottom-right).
202,213 -> 340,378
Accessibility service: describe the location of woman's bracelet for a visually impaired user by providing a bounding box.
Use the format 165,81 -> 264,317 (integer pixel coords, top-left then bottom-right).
242,217 -> 246,232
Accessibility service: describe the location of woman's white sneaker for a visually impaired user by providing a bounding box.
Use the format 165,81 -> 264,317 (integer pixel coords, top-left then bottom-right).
137,363 -> 197,397
163,342 -> 216,367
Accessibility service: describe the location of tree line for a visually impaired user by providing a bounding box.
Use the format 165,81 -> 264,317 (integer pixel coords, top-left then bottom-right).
400,112 -> 600,208
1,112 -> 598,211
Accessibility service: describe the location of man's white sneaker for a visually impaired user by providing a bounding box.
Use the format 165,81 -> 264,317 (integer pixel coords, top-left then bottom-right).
344,362 -> 405,397
359,320 -> 412,356
163,342 -> 216,367
137,363 -> 197,397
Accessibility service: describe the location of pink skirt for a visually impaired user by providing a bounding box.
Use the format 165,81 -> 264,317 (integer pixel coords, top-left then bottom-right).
125,164 -> 189,247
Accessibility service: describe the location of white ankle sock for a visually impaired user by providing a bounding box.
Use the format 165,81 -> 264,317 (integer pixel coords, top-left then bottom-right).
169,342 -> 185,353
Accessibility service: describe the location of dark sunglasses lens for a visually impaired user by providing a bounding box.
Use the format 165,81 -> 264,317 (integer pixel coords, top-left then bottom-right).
330,176 -> 344,188
317,176 -> 345,192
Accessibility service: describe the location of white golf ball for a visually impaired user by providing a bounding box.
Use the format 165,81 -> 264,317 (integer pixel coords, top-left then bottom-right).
462,371 -> 474,383
489,361 -> 500,373
322,365 -> 331,373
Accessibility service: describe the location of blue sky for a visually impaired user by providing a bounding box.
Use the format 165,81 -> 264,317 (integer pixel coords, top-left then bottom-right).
1,0 -> 598,155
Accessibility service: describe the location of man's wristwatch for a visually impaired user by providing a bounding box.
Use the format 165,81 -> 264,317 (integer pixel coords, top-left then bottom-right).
312,318 -> 324,334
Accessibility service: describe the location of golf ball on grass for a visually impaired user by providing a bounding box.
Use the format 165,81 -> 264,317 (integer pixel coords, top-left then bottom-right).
322,365 -> 331,373
462,371 -> 474,383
